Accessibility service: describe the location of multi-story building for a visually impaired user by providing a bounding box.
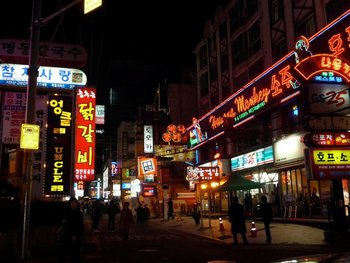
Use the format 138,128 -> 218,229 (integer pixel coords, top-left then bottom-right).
190,0 -> 350,227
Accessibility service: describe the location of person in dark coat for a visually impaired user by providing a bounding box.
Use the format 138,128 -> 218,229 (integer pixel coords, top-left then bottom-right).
58,197 -> 84,263
107,199 -> 119,232
229,196 -> 249,247
118,201 -> 135,241
260,195 -> 273,243
91,199 -> 102,232
167,198 -> 175,220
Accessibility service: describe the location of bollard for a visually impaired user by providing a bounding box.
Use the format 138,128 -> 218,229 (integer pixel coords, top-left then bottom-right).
219,217 -> 225,232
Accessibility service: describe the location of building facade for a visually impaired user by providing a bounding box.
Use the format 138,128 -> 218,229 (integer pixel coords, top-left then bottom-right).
190,0 -> 350,225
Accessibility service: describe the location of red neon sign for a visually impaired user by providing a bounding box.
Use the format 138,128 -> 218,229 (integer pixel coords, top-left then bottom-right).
74,87 -> 96,181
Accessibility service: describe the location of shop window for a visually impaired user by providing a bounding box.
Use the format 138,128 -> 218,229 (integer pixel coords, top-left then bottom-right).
281,171 -> 287,196
296,169 -> 303,193
286,170 -> 292,196
291,170 -> 297,194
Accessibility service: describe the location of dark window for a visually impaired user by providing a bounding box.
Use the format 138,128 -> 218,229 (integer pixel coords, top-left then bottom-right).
246,0 -> 258,18
199,45 -> 208,69
273,39 -> 287,62
221,53 -> 229,71
232,32 -> 248,64
248,58 -> 264,81
219,22 -> 227,40
234,71 -> 249,91
270,0 -> 284,24
248,21 -> 261,56
209,64 -> 218,82
296,15 -> 316,38
200,73 -> 209,97
229,0 -> 246,31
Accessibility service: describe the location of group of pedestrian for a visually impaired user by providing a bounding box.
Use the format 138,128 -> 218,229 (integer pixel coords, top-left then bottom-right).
134,202 -> 151,226
229,195 -> 273,247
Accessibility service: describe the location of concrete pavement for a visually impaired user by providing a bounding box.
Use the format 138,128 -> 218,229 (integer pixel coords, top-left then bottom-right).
150,214 -> 327,245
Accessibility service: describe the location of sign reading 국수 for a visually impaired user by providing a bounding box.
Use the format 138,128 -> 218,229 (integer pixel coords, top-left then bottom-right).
20,124 -> 40,150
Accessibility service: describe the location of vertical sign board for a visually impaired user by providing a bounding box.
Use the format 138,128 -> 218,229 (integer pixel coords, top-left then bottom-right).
74,87 -> 96,181
44,95 -> 72,196
144,125 -> 153,153
2,92 -> 26,144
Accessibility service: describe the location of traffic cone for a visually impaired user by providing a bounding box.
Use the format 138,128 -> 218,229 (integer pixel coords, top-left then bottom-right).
219,217 -> 225,232
250,221 -> 257,237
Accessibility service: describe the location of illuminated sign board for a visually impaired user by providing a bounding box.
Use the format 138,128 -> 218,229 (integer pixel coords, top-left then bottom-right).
231,146 -> 273,172
187,9 -> 350,149
310,148 -> 350,179
142,185 -> 156,197
121,182 -> 131,190
84,0 -> 102,14
74,87 -> 96,181
304,83 -> 350,114
162,124 -> 186,144
144,125 -> 153,153
186,166 -> 220,181
304,132 -> 350,147
20,124 -> 40,150
44,95 -> 72,196
0,39 -> 88,67
0,63 -> 87,89
137,157 -> 157,176
111,161 -> 120,177
95,105 -> 105,124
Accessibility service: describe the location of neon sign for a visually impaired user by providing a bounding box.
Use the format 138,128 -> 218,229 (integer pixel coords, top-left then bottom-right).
186,9 -> 350,150
44,95 -> 72,196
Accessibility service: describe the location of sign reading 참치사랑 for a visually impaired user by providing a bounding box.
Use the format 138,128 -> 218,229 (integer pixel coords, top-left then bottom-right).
0,63 -> 87,89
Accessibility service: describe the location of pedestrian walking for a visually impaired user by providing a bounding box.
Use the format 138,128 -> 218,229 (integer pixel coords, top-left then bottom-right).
135,202 -> 145,226
107,199 -> 119,232
229,196 -> 249,247
259,195 -> 273,243
167,198 -> 174,220
144,204 -> 151,225
192,202 -> 201,225
91,199 -> 103,232
118,201 -> 135,241
57,197 -> 84,263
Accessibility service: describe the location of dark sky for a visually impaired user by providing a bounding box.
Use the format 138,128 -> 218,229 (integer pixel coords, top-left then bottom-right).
1,0 -> 225,109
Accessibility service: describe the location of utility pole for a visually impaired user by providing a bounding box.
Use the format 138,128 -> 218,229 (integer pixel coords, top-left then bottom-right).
21,0 -> 41,259
21,0 -> 86,259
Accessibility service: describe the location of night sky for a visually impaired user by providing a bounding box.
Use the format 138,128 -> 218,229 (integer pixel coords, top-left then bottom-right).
1,0 -> 225,110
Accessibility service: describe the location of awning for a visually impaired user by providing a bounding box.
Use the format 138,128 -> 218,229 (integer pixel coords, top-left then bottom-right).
217,175 -> 264,191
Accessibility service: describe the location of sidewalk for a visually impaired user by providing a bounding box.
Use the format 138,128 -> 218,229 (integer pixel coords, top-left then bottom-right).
150,215 -> 327,245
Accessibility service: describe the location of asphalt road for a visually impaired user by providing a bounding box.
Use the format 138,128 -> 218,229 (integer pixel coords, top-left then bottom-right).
6,215 -> 349,263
